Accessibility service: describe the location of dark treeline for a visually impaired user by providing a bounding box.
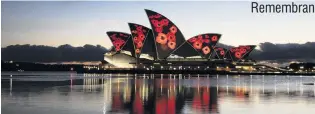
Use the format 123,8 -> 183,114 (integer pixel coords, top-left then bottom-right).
1,42 -> 315,62
1,44 -> 108,62
251,42 -> 315,61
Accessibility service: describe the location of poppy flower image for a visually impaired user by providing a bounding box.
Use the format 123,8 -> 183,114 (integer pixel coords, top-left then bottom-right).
155,27 -> 163,33
205,35 -> 210,39
113,40 -> 123,46
168,41 -> 176,50
167,33 -> 176,42
203,39 -> 210,43
211,36 -> 218,41
161,19 -> 169,26
193,41 -> 202,50
151,20 -> 159,27
198,35 -> 203,39
115,47 -> 121,51
133,42 -> 138,47
135,49 -> 141,54
220,50 -> 225,55
169,25 -> 177,34
155,21 -> 163,28
138,34 -> 145,41
235,52 -> 242,59
156,33 -> 168,45
136,42 -> 143,48
115,37 -> 121,41
231,48 -> 237,53
196,39 -> 203,44
242,46 -> 250,50
155,14 -> 162,18
160,20 -> 165,26
133,37 -> 139,42
111,36 -> 117,40
202,46 -> 211,55
188,38 -> 197,43
122,39 -> 126,44
240,48 -> 246,53
137,30 -> 143,35
114,42 -> 121,48
136,26 -> 143,31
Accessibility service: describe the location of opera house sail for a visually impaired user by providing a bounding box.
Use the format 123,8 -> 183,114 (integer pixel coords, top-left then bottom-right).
187,33 -> 221,59
106,32 -> 134,55
214,47 -> 228,59
145,9 -> 186,60
128,23 -> 156,60
240,45 -> 256,59
228,45 -> 256,62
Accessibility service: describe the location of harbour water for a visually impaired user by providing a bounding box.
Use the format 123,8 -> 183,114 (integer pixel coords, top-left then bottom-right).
2,72 -> 315,114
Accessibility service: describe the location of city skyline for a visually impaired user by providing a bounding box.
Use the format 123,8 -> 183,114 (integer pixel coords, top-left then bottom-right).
2,1 -> 315,49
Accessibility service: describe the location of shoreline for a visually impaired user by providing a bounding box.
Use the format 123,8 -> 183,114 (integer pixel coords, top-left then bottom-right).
2,70 -> 314,76
80,69 -> 315,76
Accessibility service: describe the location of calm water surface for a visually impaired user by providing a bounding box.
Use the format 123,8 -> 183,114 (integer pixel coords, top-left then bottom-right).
2,72 -> 315,114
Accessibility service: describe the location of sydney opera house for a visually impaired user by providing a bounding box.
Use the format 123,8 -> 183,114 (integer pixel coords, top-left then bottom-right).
104,9 -> 256,69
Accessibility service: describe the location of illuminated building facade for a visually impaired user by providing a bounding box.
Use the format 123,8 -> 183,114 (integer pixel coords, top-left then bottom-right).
104,9 -> 256,68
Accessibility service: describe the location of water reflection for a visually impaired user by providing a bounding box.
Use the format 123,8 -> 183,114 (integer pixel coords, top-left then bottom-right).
96,76 -> 219,114
79,74 -> 315,114
2,73 -> 315,114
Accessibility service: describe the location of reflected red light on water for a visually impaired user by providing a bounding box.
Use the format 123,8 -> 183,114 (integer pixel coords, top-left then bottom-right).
133,91 -> 143,114
156,97 -> 167,114
112,93 -> 123,111
107,78 -> 220,114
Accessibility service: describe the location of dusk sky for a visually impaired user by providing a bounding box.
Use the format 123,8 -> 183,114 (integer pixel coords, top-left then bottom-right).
2,1 -> 315,49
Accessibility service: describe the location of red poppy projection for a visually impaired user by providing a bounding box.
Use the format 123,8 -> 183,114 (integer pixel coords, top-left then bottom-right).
187,34 -> 221,58
107,32 -> 131,52
229,45 -> 256,61
129,23 -> 151,58
105,9 -> 257,61
214,47 -> 228,59
145,9 -> 186,59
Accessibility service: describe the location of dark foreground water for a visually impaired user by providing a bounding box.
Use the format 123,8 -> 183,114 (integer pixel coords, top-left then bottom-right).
2,72 -> 315,114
